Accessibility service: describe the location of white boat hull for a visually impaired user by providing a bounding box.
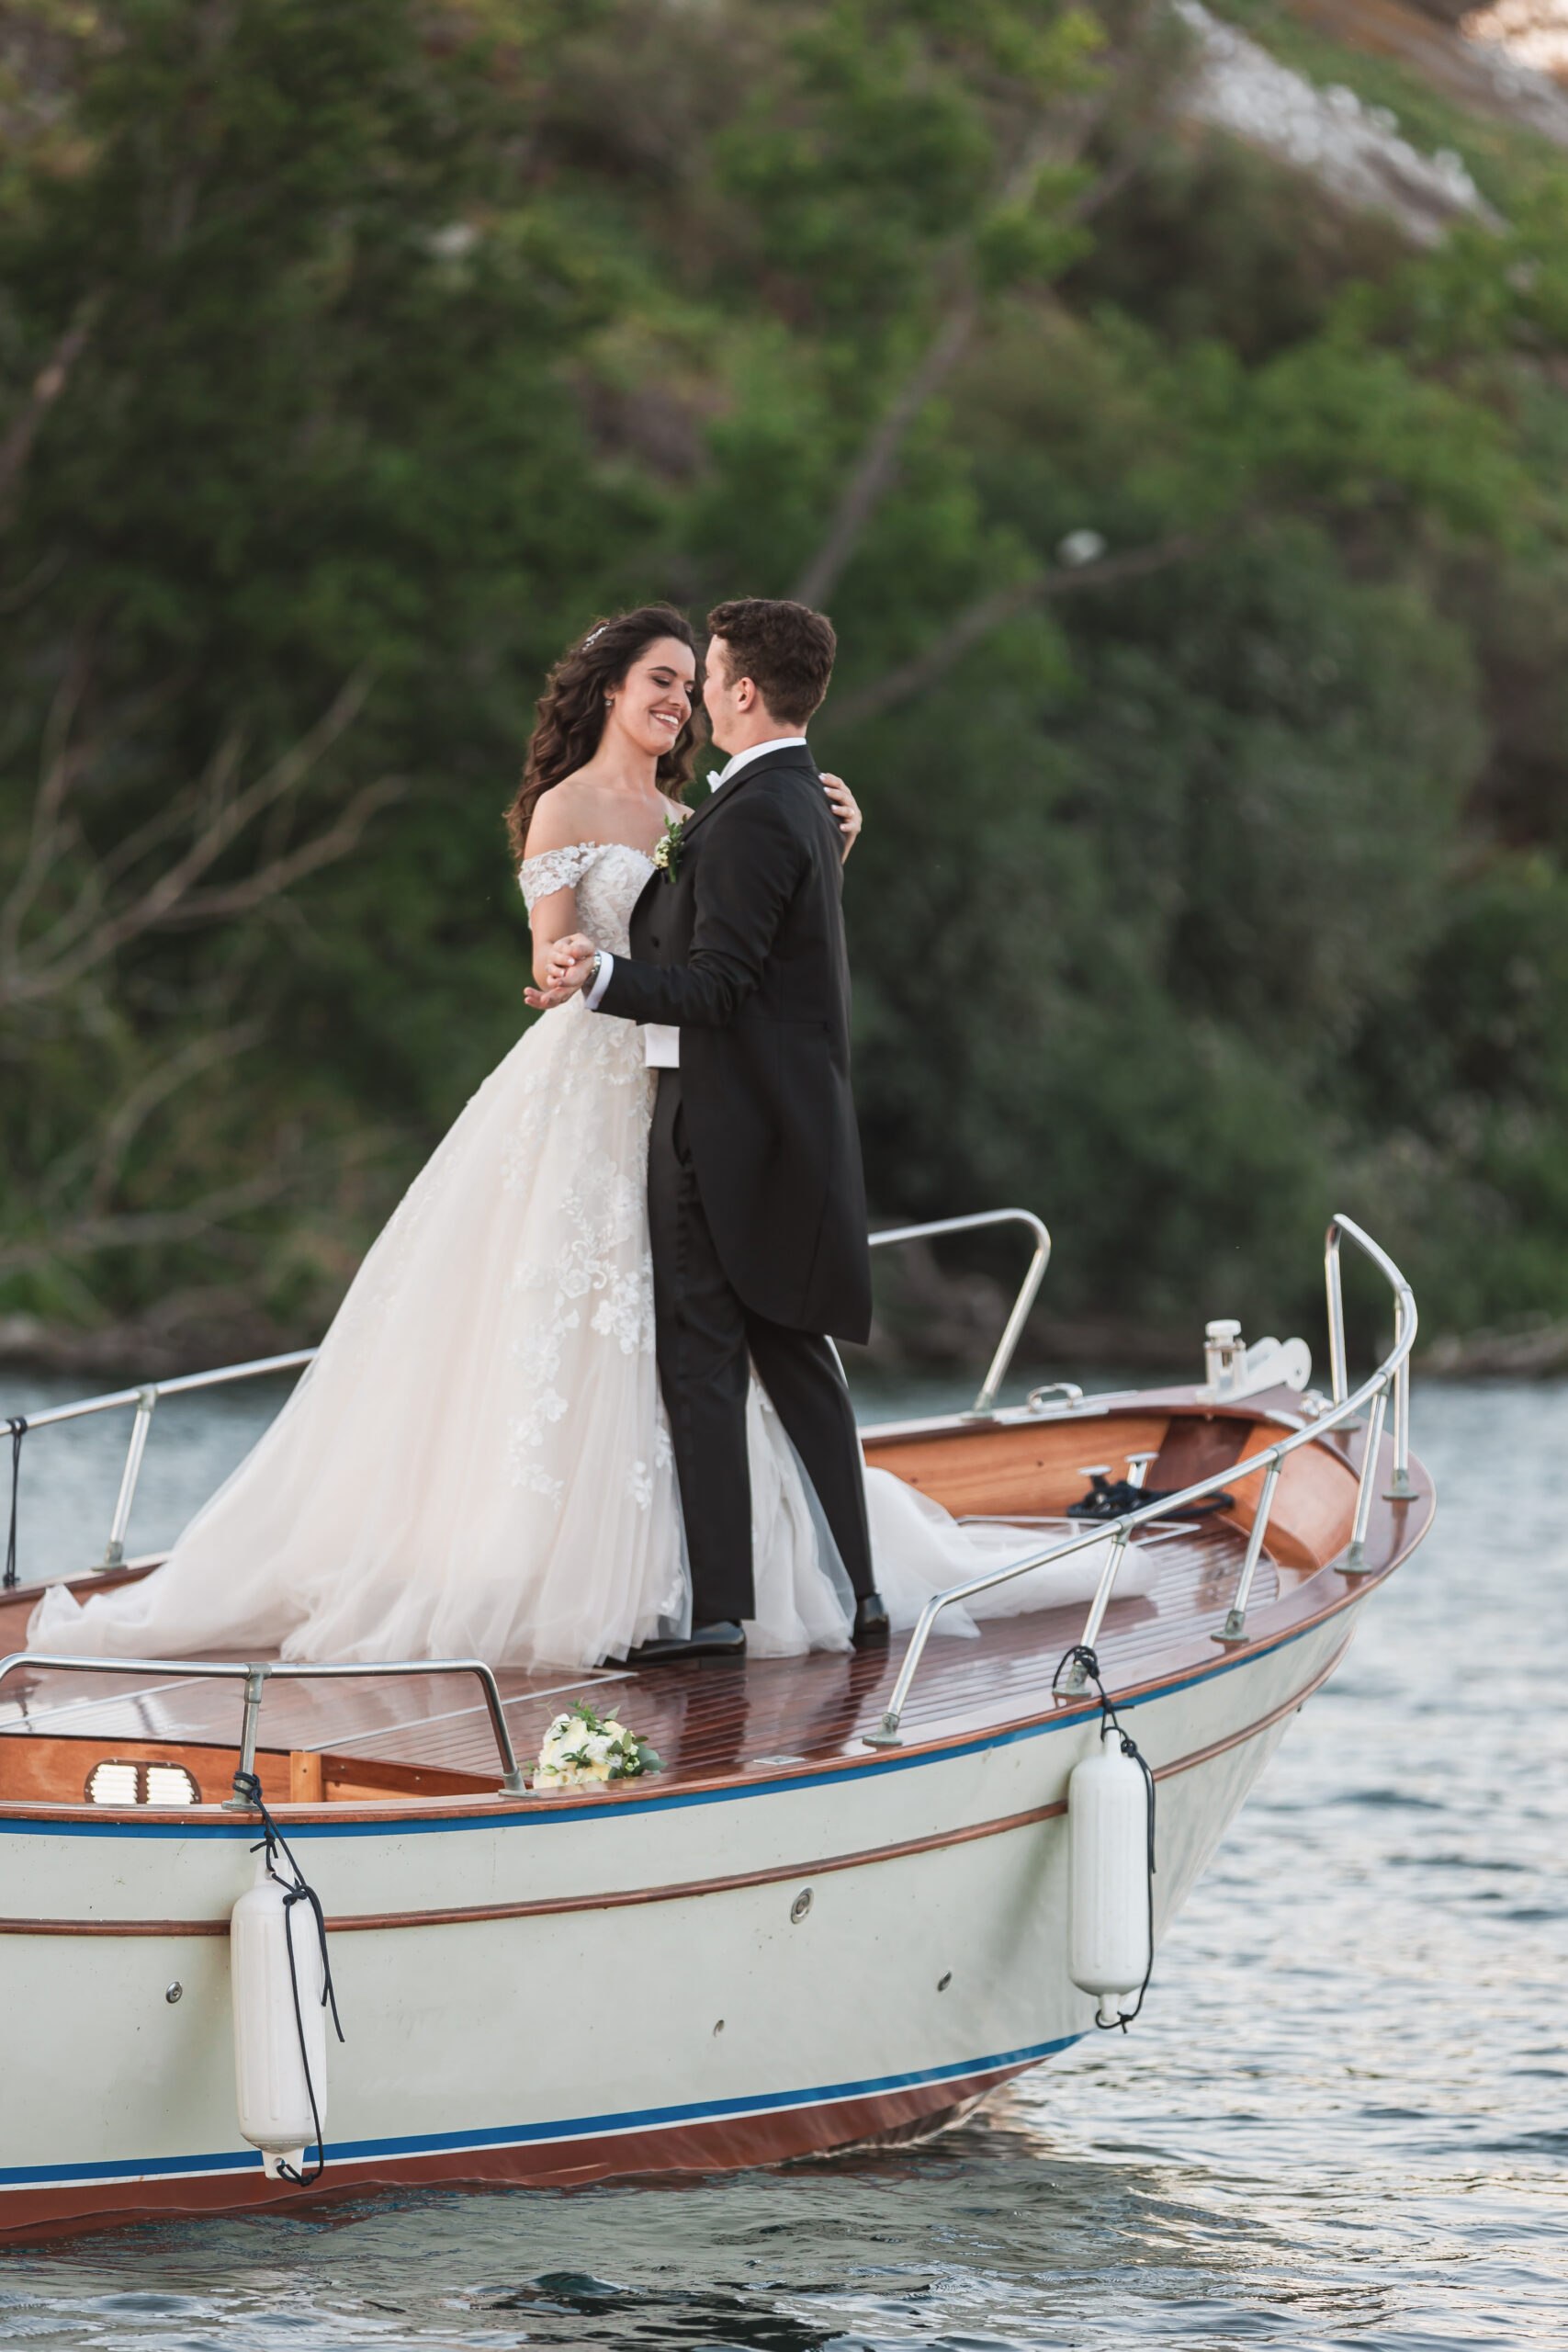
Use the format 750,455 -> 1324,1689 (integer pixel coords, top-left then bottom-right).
0,1608 -> 1349,2237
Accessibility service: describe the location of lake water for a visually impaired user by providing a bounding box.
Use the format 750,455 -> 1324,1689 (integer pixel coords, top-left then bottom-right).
0,1371 -> 1563,2348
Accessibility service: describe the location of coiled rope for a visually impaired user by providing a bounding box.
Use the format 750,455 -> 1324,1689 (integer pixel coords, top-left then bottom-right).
1053,1642 -> 1157,2031
232,1771 -> 344,2184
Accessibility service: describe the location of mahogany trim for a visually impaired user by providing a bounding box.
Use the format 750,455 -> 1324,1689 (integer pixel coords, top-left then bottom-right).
0,1636 -> 1348,1939
0,1556 -> 164,1618
0,1423 -> 1428,1835
0,2059 -> 1036,2244
0,1474 -> 1427,1834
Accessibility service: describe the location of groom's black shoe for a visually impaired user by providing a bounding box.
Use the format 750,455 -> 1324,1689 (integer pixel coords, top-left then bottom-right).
629,1620 -> 747,1667
852,1590 -> 890,1646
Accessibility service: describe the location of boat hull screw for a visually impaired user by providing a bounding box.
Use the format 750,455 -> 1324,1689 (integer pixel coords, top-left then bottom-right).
164,1982 -> 183,2005
790,1889 -> 812,1924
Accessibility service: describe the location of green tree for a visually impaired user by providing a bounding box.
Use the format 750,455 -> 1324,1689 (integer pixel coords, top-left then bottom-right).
6,0 -> 1568,1365
0,0 -> 644,1332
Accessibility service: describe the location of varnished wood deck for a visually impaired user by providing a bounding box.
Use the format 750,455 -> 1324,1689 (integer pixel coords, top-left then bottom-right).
0,1390 -> 1435,1810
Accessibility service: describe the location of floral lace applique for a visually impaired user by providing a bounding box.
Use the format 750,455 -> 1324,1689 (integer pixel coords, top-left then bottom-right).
591,1264 -> 655,1356
519,842 -> 604,913
508,1451 -> 565,1510
626,1458 -> 654,1510
517,839 -> 654,945
626,1424 -> 675,1512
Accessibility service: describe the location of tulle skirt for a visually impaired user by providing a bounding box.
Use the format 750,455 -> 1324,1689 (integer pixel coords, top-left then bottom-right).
30,995 -> 1152,1668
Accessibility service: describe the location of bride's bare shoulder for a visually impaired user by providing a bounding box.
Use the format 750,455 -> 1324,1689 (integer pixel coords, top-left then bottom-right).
523,775 -> 598,861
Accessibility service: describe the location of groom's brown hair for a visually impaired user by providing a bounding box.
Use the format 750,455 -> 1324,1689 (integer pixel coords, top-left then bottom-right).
706,598 -> 836,728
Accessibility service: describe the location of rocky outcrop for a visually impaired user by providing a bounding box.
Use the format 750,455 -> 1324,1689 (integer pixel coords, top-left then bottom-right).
1280,0 -> 1568,141
1465,3 -> 1568,85
1175,1 -> 1504,242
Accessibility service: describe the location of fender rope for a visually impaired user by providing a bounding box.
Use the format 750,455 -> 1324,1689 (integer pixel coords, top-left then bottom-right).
1053,1643 -> 1157,2031
4,1417 -> 25,1590
233,1771 -> 344,2184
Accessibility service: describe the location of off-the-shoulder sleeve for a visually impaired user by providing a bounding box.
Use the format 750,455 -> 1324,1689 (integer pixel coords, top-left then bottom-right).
518,842 -> 603,914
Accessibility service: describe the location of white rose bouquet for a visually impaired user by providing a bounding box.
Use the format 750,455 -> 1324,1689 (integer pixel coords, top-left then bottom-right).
534,1700 -> 663,1789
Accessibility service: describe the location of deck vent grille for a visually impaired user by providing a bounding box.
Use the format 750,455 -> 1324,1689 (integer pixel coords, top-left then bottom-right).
85,1758 -> 201,1807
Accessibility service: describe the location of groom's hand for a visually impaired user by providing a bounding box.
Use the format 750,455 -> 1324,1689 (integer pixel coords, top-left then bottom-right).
525,933 -> 599,1009
548,933 -> 597,987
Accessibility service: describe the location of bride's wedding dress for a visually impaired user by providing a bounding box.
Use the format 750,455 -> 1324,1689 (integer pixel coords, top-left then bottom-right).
30,842 -> 1149,1670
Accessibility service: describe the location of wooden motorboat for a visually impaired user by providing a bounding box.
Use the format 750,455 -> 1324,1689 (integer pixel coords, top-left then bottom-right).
0,1212 -> 1432,2242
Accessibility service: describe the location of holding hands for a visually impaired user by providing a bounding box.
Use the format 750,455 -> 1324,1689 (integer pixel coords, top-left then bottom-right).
522,772 -> 860,1014
524,933 -> 597,1011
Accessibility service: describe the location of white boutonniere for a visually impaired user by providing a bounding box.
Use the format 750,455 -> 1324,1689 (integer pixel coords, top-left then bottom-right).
650,814 -> 683,884
535,1700 -> 663,1789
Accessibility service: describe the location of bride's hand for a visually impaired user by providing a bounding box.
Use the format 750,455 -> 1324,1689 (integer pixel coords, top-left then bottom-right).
547,933 -> 597,984
821,773 -> 862,862
526,932 -> 599,1009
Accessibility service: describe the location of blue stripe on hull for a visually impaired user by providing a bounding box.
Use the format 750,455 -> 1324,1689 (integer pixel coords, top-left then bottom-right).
0,2034 -> 1080,2189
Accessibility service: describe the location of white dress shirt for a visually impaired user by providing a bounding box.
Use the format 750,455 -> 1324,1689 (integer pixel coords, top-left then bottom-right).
584,737 -> 809,1066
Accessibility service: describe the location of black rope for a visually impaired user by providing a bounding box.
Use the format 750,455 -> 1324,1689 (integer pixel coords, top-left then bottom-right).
1067,1473 -> 1235,1522
4,1417 -> 25,1590
1053,1643 -> 1157,2032
233,1770 -> 344,2184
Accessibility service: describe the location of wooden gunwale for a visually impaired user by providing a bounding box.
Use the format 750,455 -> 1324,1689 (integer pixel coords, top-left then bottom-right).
857,1387 -> 1314,1447
0,1402 -> 1430,1838
0,1630 -> 1353,1937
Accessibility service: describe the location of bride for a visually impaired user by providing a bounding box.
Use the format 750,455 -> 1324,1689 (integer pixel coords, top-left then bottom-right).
30,606 -> 1133,1669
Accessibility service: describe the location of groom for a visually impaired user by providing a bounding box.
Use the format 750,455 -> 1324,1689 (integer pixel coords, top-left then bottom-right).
545,597 -> 886,1660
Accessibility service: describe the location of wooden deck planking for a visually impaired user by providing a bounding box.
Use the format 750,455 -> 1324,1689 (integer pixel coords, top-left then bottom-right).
0,1524 -> 1278,1788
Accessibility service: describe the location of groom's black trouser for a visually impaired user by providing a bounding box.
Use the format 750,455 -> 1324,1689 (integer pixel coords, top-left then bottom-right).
648,1070 -> 874,1625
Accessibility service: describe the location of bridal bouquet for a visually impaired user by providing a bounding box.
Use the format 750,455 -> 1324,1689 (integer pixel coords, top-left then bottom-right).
534,1701 -> 662,1789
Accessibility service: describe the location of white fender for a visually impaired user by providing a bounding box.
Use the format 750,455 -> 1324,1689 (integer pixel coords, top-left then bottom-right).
231,1851 -> 328,2178
1068,1725 -> 1152,2026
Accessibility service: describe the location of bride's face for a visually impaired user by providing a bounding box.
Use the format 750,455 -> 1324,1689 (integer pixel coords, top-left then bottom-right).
608,637 -> 697,763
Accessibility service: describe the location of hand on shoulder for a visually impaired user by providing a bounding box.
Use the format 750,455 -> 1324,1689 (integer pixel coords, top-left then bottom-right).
820,772 -> 861,860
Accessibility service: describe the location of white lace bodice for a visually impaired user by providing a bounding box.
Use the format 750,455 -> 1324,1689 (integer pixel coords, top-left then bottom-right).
519,841 -> 654,956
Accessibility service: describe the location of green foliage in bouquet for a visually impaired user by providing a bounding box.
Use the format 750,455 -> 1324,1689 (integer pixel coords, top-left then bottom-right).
536,1701 -> 663,1788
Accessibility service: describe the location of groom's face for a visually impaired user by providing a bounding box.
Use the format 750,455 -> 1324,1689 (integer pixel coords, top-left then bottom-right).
703,636 -> 759,752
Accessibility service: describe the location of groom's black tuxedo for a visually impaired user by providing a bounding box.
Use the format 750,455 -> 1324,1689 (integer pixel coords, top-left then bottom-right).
599,745 -> 872,1342
594,743 -> 874,1623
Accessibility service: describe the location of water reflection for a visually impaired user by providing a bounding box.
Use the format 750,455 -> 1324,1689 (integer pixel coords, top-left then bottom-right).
1,1381 -> 1564,2345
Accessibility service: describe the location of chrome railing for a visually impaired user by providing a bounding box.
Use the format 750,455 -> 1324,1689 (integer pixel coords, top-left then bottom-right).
869,1209 -> 1051,1417
1326,1216 -> 1414,1500
0,1652 -> 527,1798
2,1349 -> 316,1583
2,1212 -> 1415,1760
1,1206 -> 1050,1584
864,1213 -> 1418,1745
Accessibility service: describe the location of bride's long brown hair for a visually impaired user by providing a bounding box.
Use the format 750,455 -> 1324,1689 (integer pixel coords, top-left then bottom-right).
505,605 -> 704,865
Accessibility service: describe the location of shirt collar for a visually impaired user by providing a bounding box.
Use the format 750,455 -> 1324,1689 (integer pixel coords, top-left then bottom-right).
705,735 -> 808,794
